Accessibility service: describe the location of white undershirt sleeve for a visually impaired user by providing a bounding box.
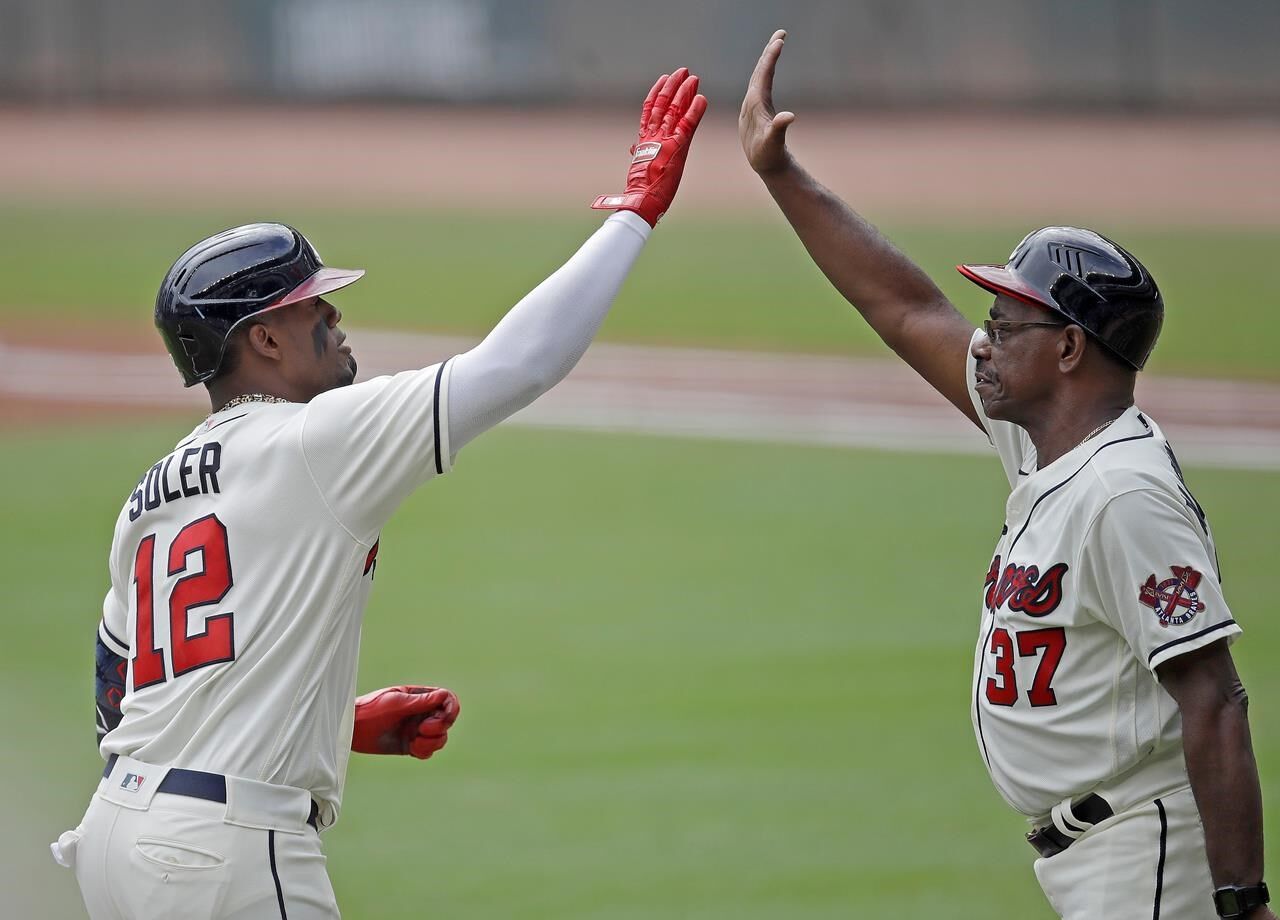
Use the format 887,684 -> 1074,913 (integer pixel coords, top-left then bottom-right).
446,211 -> 651,454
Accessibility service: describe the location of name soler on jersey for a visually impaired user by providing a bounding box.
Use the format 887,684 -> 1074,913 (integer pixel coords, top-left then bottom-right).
127,441 -> 222,521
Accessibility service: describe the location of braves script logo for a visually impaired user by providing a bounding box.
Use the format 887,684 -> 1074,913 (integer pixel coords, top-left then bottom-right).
1139,565 -> 1205,628
631,141 -> 661,164
984,555 -> 1069,616
120,772 -> 145,793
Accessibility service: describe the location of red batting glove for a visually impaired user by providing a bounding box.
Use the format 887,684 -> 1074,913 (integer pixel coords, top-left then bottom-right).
591,67 -> 708,226
351,685 -> 460,760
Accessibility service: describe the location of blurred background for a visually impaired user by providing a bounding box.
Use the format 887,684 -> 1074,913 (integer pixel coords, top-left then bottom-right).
1,1 -> 1276,917
4,0 -> 1279,107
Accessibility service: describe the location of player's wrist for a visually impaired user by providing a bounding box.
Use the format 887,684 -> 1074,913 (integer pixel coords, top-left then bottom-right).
603,209 -> 653,239
1213,881 -> 1269,919
755,150 -> 800,183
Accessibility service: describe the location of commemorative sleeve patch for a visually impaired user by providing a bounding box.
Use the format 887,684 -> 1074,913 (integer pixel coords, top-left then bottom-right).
1139,565 -> 1206,627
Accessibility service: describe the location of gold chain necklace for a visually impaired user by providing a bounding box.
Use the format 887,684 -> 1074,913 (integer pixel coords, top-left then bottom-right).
1073,417 -> 1117,452
213,393 -> 292,414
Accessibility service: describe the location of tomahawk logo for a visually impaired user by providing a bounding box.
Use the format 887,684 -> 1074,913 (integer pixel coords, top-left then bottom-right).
1140,565 -> 1205,628
631,142 -> 661,164
120,772 -> 145,793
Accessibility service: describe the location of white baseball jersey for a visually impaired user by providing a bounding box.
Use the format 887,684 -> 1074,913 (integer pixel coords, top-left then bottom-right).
965,333 -> 1240,818
96,359 -> 454,827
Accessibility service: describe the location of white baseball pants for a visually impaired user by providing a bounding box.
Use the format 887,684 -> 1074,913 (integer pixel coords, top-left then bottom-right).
1033,785 -> 1216,919
54,757 -> 339,919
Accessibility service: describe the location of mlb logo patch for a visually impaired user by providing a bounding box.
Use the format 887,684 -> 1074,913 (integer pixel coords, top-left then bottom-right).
120,772 -> 145,793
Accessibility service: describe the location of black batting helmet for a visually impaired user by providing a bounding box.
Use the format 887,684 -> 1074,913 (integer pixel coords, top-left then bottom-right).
957,227 -> 1163,370
155,223 -> 364,386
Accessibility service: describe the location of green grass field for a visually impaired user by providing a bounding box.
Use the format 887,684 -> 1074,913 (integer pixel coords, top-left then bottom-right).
2,202 -> 1276,916
1,205 -> 1278,379
3,423 -> 1276,919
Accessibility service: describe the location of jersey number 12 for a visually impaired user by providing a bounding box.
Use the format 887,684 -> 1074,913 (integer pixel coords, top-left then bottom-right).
131,514 -> 235,691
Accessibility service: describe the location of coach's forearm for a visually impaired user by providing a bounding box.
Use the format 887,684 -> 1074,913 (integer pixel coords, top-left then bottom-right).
1181,689 -> 1267,887
757,157 -> 958,343
447,211 -> 650,451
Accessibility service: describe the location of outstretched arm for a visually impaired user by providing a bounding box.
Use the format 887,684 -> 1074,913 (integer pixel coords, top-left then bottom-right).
740,31 -> 979,428
447,211 -> 650,453
448,69 -> 708,454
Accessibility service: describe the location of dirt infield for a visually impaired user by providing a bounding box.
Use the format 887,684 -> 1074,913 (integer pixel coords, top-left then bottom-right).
1,106 -> 1277,455
1,106 -> 1277,225
5,324 -> 1278,470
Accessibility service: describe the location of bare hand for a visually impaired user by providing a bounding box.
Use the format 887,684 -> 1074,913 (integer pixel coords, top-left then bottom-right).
739,30 -> 796,176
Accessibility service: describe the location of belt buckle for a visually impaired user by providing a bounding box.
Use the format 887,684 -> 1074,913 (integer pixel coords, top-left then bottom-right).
1026,825 -> 1068,859
1026,792 -> 1114,859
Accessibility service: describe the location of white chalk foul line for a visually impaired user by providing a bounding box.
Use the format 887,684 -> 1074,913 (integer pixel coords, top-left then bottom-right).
2,332 -> 1277,471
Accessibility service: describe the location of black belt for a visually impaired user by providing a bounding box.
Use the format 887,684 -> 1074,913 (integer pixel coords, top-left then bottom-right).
103,753 -> 319,830
1026,793 -> 1114,858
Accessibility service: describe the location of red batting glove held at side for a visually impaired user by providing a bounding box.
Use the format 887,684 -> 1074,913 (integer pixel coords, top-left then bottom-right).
351,685 -> 460,760
591,67 -> 708,226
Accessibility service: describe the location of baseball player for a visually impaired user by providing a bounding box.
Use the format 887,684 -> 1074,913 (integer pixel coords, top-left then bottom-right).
740,30 -> 1271,920
55,68 -> 707,919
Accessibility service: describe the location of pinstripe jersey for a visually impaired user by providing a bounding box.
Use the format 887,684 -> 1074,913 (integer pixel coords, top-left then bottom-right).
96,360 -> 454,827
965,337 -> 1239,818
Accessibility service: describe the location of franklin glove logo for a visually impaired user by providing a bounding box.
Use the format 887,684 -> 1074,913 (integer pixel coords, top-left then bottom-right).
631,141 -> 662,164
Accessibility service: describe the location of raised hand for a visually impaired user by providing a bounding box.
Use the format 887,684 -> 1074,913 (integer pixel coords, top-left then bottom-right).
591,67 -> 708,226
739,30 -> 796,176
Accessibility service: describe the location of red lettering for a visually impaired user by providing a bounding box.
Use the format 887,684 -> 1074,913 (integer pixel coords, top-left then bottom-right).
985,627 -> 1018,706
128,515 -> 236,692
985,560 -> 1070,618
1018,628 -> 1067,706
984,555 -> 1001,610
167,515 -> 234,677
131,534 -> 165,689
1011,563 -> 1069,617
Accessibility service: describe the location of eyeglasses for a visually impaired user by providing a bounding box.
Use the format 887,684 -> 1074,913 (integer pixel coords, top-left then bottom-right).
982,318 -> 1068,346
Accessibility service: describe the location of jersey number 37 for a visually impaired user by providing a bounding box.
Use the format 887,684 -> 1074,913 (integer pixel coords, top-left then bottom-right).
130,514 -> 235,691
985,626 -> 1066,707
